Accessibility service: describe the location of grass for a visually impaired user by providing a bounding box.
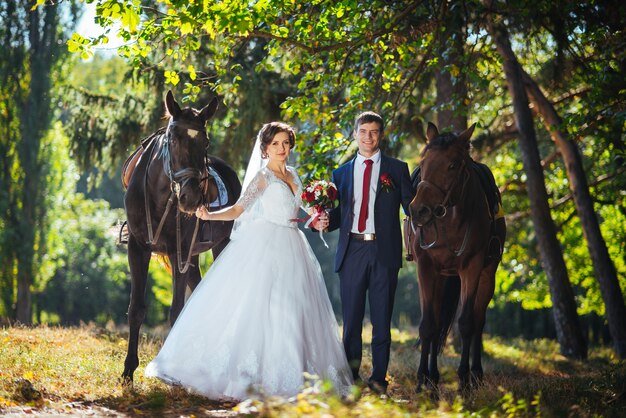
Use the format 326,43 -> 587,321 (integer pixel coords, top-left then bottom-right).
0,324 -> 624,417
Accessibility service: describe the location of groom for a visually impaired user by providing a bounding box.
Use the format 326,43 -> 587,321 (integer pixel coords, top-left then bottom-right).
315,111 -> 414,393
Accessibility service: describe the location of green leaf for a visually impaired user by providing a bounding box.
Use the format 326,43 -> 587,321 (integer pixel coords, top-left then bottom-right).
120,6 -> 140,33
181,22 -> 194,35
30,0 -> 46,11
164,70 -> 180,86
188,64 -> 197,81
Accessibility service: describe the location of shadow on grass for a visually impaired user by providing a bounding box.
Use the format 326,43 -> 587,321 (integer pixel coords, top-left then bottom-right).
79,387 -> 240,417
386,334 -> 626,417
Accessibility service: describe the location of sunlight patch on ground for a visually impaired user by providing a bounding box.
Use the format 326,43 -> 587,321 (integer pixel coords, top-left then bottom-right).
483,336 -> 570,376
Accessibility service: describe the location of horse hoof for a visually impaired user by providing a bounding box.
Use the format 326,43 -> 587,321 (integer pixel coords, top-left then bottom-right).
426,380 -> 438,392
429,389 -> 440,402
458,380 -> 472,396
121,374 -> 134,388
470,372 -> 484,388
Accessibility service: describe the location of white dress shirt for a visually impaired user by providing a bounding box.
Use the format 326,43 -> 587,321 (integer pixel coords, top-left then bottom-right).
351,150 -> 381,233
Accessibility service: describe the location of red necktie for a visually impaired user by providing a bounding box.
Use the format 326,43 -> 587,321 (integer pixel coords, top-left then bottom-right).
358,159 -> 373,232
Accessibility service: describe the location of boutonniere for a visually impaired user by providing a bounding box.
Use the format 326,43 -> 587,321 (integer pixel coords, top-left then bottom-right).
379,173 -> 395,192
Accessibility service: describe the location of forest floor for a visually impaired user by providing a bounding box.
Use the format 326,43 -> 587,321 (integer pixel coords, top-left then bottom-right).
0,324 -> 624,417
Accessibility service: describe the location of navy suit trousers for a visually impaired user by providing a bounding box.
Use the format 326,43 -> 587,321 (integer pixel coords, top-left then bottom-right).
339,238 -> 399,386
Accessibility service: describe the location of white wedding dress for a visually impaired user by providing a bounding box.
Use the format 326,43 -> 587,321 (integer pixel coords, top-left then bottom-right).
145,166 -> 353,400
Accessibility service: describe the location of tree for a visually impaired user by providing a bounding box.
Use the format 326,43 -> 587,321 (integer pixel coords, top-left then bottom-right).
483,1 -> 587,358
434,0 -> 468,131
521,71 -> 626,357
0,1 -> 80,323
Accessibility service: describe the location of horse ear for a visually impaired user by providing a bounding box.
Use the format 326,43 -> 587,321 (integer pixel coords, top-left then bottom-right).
199,97 -> 219,123
165,90 -> 181,118
458,123 -> 476,146
426,122 -> 439,143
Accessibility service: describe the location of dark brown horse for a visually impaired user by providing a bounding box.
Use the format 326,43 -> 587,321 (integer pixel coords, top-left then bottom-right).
121,91 -> 241,383
409,122 -> 505,392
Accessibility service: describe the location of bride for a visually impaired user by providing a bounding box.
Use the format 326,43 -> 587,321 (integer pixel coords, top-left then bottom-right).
145,122 -> 353,400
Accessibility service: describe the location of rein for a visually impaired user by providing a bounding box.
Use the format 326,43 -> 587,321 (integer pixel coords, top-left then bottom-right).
415,158 -> 472,257
143,121 -> 212,274
163,120 -> 211,201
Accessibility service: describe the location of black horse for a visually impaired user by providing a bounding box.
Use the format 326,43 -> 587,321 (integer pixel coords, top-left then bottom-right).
121,91 -> 241,383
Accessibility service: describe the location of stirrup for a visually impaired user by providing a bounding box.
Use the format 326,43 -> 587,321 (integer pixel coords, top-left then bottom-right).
117,220 -> 129,245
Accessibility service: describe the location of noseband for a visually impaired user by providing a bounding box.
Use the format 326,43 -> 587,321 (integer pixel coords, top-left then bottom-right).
142,118 -> 213,274
413,157 -> 472,256
414,158 -> 469,227
163,120 -> 211,201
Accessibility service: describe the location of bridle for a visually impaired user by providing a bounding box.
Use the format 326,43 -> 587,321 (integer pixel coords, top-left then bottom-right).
163,119 -> 211,200
413,157 -> 472,256
143,118 -> 213,273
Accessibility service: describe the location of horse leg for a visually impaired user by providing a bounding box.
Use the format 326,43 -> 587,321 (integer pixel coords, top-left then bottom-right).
416,260 -> 438,393
470,266 -> 497,386
185,255 -> 201,292
211,238 -> 230,260
456,259 -> 484,393
456,300 -> 474,392
210,221 -> 233,260
168,252 -> 189,326
427,275 -> 447,392
416,309 -> 434,393
122,235 -> 151,384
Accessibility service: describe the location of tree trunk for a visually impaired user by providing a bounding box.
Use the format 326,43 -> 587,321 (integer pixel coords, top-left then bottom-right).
15,3 -> 59,324
522,70 -> 626,358
484,5 -> 587,359
435,1 -> 468,131
0,0 -> 23,320
435,0 -> 468,351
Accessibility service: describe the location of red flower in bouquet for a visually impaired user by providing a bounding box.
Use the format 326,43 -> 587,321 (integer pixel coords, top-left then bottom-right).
301,180 -> 339,213
379,173 -> 394,193
300,179 -> 338,248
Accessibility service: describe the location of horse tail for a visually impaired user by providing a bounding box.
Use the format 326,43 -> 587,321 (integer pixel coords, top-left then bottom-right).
438,275 -> 460,354
154,254 -> 172,274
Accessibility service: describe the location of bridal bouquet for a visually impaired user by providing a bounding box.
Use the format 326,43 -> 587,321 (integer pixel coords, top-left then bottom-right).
301,180 -> 339,213
300,180 -> 339,247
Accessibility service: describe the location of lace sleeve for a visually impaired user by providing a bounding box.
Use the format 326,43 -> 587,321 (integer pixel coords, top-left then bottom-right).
236,170 -> 267,211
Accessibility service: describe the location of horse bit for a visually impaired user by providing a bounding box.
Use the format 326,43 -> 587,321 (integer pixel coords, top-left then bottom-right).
143,119 -> 212,274
414,158 -> 472,257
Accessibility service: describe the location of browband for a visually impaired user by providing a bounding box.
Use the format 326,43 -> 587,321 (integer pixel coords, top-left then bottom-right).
168,120 -> 207,133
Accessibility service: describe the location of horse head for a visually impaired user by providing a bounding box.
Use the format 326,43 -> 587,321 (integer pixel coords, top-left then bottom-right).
410,122 -> 475,228
163,90 -> 218,214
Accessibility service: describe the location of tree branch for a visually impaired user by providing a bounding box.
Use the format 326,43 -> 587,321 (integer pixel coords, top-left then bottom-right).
247,1 -> 424,54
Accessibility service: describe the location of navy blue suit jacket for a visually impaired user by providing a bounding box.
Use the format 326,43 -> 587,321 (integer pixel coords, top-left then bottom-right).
328,153 -> 414,272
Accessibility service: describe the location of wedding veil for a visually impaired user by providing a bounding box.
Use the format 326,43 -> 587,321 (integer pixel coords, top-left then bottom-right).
240,135 -> 266,194
232,134 -> 267,234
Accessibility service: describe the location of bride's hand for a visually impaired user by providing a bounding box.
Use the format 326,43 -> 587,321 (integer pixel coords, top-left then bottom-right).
312,211 -> 329,231
196,205 -> 210,220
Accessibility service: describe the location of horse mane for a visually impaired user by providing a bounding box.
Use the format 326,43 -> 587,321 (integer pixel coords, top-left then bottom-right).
158,131 -> 171,161
141,126 -> 166,147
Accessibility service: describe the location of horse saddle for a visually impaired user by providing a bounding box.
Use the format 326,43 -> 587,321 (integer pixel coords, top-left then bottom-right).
121,128 -> 164,190
121,129 -> 229,209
